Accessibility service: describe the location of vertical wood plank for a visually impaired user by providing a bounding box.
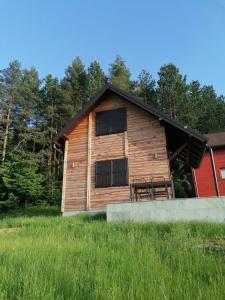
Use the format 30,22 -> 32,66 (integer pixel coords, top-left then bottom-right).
124,131 -> 129,184
124,131 -> 128,156
61,139 -> 68,213
87,112 -> 92,209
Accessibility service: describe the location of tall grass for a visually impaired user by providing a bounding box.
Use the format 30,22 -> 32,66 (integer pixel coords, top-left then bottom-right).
0,207 -> 225,299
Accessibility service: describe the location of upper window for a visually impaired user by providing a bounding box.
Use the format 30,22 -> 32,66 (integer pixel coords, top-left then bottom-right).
96,107 -> 127,136
95,158 -> 128,188
220,168 -> 225,179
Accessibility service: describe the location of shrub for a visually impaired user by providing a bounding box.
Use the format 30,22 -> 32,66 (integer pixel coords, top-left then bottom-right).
0,199 -> 17,213
2,152 -> 44,207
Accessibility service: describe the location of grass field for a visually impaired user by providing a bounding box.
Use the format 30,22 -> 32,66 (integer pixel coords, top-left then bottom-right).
0,206 -> 225,299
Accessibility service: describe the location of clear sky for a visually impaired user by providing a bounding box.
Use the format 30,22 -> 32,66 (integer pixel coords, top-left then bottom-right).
1,0 -> 225,95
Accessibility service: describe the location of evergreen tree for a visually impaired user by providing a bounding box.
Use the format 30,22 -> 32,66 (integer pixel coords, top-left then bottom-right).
215,96 -> 225,132
40,74 -> 62,201
187,80 -> 203,129
157,64 -> 188,121
12,66 -> 42,153
2,151 -> 43,207
135,69 -> 157,107
61,57 -> 88,120
87,60 -> 105,98
109,55 -> 132,91
0,61 -> 22,163
196,85 -> 225,133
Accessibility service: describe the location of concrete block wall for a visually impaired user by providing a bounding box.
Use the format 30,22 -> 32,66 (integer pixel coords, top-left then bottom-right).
107,197 -> 225,223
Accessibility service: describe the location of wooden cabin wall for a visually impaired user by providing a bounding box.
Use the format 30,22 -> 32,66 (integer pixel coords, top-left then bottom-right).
63,94 -> 170,212
63,117 -> 88,211
89,95 -> 170,209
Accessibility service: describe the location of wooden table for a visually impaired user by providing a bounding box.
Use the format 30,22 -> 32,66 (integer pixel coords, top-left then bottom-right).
130,180 -> 174,201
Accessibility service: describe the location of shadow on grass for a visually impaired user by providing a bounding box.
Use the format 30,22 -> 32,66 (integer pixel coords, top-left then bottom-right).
79,212 -> 107,222
0,205 -> 61,219
0,205 -> 107,221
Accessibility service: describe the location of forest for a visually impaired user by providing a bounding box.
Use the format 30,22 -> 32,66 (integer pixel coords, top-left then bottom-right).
0,55 -> 225,209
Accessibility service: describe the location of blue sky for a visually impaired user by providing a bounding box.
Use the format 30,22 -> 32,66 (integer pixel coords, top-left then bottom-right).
1,0 -> 225,95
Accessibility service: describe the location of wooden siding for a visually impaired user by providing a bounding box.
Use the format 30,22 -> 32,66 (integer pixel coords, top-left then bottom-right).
63,117 -> 88,211
63,94 -> 170,211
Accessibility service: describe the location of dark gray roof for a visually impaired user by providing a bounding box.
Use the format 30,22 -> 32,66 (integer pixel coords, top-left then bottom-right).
207,132 -> 225,148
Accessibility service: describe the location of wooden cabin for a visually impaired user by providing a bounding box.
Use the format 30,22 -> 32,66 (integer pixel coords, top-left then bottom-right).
54,84 -> 207,215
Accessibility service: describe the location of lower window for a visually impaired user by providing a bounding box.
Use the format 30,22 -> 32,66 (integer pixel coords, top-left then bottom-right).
95,158 -> 128,188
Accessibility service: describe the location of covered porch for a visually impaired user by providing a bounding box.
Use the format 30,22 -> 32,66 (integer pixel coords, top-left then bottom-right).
129,119 -> 207,202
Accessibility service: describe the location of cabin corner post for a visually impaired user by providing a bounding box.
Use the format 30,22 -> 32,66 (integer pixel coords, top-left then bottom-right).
61,139 -> 68,213
86,112 -> 92,210
124,131 -> 129,184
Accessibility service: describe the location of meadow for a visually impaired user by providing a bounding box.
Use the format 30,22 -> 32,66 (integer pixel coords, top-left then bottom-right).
0,206 -> 225,300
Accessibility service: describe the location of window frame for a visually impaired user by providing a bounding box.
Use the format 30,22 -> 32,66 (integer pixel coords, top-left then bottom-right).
95,107 -> 127,136
95,158 -> 128,188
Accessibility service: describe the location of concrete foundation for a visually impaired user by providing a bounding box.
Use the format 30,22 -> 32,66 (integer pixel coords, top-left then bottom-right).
107,197 -> 225,223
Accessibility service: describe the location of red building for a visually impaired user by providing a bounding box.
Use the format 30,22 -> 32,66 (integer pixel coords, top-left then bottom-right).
193,132 -> 225,197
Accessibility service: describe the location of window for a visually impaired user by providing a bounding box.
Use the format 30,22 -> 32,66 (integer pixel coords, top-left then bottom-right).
220,168 -> 225,179
95,160 -> 111,187
95,158 -> 128,187
96,107 -> 127,136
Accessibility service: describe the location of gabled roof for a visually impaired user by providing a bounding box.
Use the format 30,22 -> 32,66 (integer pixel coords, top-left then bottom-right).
207,132 -> 225,148
54,83 -> 208,168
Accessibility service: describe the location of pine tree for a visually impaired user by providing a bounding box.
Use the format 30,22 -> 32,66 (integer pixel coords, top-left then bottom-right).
0,61 -> 22,163
61,57 -> 88,120
157,64 -> 188,121
135,69 -> 156,107
87,60 -> 105,98
12,66 -> 42,153
109,55 -> 132,91
40,74 -> 62,201
187,80 -> 202,129
196,85 -> 225,133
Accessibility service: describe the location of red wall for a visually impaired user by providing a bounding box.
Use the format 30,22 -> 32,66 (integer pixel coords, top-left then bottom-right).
194,148 -> 225,197
215,149 -> 225,195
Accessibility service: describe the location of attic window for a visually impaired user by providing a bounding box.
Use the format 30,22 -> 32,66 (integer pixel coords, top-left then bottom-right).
95,158 -> 128,188
95,107 -> 127,136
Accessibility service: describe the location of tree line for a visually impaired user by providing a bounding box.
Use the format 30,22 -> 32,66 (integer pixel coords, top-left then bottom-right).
0,55 -> 225,208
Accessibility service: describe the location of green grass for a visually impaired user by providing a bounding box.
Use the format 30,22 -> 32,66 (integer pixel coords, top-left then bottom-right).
0,206 -> 225,299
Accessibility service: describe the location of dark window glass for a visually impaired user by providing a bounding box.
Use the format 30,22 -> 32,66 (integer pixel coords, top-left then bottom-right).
96,107 -> 126,136
95,158 -> 128,188
95,160 -> 111,187
112,158 -> 128,186
96,110 -> 111,136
